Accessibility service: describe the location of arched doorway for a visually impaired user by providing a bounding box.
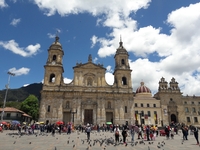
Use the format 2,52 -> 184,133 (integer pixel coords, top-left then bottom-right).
171,114 -> 177,123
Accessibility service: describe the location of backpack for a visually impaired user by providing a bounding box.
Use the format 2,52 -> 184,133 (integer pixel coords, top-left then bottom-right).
115,130 -> 119,135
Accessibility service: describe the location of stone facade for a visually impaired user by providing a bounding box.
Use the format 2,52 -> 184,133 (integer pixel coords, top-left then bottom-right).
39,36 -> 200,127
39,36 -> 134,126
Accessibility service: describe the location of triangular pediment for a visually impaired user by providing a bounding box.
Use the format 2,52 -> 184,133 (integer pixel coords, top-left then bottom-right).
73,62 -> 105,70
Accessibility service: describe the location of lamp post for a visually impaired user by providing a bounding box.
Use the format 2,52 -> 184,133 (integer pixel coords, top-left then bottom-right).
1,71 -> 15,121
70,109 -> 77,125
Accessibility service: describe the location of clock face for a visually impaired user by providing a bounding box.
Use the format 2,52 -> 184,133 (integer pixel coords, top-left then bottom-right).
52,61 -> 56,65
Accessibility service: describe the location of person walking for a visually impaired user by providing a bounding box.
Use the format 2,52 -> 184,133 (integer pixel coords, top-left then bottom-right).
130,125 -> 136,143
85,123 -> 91,142
114,125 -> 120,144
138,125 -> 143,139
192,126 -> 199,145
122,126 -> 128,144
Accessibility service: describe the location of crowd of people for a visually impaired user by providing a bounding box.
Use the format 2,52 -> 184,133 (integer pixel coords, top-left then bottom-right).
0,121 -> 199,145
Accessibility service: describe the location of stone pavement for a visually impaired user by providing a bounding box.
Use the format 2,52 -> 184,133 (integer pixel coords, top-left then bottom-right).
0,130 -> 199,150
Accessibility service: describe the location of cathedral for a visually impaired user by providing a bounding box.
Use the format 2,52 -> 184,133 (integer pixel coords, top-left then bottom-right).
39,36 -> 200,127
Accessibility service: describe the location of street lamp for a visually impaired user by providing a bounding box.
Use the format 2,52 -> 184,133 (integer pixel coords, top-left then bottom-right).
1,71 -> 15,121
70,109 -> 77,125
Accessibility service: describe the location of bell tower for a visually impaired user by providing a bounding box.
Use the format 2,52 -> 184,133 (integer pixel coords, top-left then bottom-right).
43,36 -> 64,86
113,37 -> 132,92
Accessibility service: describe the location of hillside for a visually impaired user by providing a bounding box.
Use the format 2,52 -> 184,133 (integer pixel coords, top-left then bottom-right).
0,83 -> 42,102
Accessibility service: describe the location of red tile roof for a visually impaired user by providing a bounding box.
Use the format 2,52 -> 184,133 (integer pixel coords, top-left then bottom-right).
0,107 -> 32,118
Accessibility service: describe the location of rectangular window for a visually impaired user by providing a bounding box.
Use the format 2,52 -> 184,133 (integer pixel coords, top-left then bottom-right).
141,111 -> 144,116
141,104 -> 143,107
6,113 -> 11,117
153,104 -> 156,107
135,111 -> 138,114
47,105 -> 50,112
184,101 -> 187,104
185,107 -> 189,112
147,104 -> 150,107
147,111 -> 151,117
192,107 -> 196,113
125,106 -> 127,113
192,101 -> 194,104
135,103 -> 137,107
194,117 -> 198,122
187,117 -> 190,122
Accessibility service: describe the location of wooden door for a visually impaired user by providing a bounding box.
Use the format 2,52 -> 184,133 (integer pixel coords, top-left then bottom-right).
84,109 -> 93,125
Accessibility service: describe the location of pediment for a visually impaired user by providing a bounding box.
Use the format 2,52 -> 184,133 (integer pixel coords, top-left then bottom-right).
73,62 -> 105,70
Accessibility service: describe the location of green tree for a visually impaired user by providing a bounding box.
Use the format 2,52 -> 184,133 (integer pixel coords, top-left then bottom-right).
20,95 -> 39,120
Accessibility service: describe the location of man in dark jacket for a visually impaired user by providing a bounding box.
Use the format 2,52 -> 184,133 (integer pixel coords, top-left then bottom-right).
192,126 -> 199,145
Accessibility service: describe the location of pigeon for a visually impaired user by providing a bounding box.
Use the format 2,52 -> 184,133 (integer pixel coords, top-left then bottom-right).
125,143 -> 128,146
73,145 -> 75,148
29,142 -> 31,144
148,146 -> 150,150
13,141 -> 16,144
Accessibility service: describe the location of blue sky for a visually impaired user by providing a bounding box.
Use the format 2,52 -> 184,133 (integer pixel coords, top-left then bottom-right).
1,0 -> 200,96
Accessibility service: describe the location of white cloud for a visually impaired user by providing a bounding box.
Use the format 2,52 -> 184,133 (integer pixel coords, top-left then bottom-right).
9,67 -> 30,76
0,0 -> 8,8
106,65 -> 113,73
0,40 -> 40,57
10,18 -> 21,26
47,33 -> 55,39
33,0 -> 151,16
105,72 -> 114,85
93,57 -> 98,63
90,35 -> 98,48
23,84 -> 30,87
64,77 -> 72,84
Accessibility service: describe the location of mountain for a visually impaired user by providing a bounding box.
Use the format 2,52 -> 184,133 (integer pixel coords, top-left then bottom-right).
0,83 -> 42,102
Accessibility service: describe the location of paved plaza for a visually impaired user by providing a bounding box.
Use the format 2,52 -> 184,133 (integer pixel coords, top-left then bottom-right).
0,130 -> 199,150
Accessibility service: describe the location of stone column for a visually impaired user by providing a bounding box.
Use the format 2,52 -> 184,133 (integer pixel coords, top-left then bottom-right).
57,104 -> 63,120
101,103 -> 106,124
93,105 -> 97,125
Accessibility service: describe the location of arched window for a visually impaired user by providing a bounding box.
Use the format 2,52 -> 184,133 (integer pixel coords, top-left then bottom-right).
121,59 -> 125,65
53,55 -> 57,61
108,102 -> 111,109
49,73 -> 55,83
122,77 -> 127,85
66,101 -> 70,109
87,77 -> 92,86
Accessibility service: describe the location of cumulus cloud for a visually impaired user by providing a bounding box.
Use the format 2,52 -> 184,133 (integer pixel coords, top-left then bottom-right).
0,0 -> 8,8
9,67 -> 30,76
10,18 -> 21,26
0,40 -> 40,57
64,77 -> 72,84
33,0 -> 151,16
90,35 -> 98,48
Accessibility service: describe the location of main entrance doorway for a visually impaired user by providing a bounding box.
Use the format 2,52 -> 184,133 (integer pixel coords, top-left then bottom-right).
84,109 -> 93,125
63,112 -> 71,124
106,112 -> 113,123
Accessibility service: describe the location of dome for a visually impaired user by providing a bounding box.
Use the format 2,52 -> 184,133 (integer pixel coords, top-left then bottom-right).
136,82 -> 151,93
49,36 -> 62,49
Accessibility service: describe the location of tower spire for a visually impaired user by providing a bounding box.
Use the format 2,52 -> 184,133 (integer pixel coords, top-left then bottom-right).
55,30 -> 59,43
119,35 -> 123,48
